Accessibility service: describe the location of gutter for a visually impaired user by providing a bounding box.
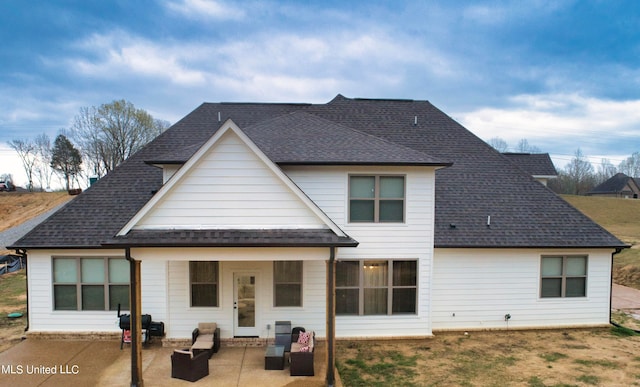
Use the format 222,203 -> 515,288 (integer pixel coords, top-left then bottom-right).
608,247 -> 640,333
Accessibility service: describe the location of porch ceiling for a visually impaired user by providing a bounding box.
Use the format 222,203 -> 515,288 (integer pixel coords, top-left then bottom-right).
102,228 -> 358,248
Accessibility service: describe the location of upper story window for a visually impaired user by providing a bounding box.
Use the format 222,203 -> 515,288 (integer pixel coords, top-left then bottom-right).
540,255 -> 587,298
349,175 -> 405,223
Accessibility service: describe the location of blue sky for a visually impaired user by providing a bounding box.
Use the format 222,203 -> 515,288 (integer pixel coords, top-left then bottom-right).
1,0 -> 640,187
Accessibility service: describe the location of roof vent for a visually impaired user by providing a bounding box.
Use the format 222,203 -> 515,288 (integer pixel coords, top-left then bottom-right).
414,116 -> 418,126
218,112 -> 221,122
449,223 -> 456,229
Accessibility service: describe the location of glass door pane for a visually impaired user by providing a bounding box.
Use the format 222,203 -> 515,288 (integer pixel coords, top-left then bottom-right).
236,275 -> 255,328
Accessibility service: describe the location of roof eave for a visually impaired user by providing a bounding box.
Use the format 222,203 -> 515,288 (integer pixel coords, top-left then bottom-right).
100,240 -> 360,248
434,243 -> 630,249
276,161 -> 453,167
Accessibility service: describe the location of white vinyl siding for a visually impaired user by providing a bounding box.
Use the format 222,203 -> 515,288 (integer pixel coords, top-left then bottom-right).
285,165 -> 436,338
165,259 -> 329,339
432,249 -> 613,330
135,131 -> 326,230
27,250 -> 128,333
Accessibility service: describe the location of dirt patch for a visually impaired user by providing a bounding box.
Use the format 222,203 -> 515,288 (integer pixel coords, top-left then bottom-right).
0,192 -> 72,232
0,191 -> 73,254
337,328 -> 640,386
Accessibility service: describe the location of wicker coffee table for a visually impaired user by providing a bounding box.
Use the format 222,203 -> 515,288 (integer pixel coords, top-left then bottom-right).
264,345 -> 285,370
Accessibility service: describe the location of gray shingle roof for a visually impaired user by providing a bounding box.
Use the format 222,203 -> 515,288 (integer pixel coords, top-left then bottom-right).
102,229 -> 358,248
10,95 -> 625,250
589,173 -> 640,194
502,153 -> 558,177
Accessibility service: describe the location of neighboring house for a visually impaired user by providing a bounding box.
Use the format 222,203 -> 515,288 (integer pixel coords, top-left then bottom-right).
502,152 -> 558,186
10,95 -> 625,346
588,173 -> 640,199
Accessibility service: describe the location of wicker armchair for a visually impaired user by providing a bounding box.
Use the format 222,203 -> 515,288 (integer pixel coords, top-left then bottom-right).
171,349 -> 209,382
290,331 -> 315,376
191,322 -> 220,358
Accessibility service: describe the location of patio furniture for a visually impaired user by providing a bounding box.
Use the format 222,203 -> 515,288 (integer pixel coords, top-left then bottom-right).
264,345 -> 285,370
290,330 -> 315,376
274,320 -> 292,351
291,326 -> 305,342
191,322 -> 220,358
171,349 -> 209,382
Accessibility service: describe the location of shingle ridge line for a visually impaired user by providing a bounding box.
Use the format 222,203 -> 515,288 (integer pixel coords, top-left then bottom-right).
245,109 -> 441,161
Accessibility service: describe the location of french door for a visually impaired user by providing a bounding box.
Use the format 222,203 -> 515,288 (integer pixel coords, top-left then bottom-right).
233,272 -> 258,337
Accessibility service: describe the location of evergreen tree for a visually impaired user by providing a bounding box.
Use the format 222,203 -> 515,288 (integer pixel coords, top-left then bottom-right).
51,134 -> 82,190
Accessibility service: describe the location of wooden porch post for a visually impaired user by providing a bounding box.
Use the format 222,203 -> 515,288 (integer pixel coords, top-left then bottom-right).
126,248 -> 144,387
326,247 -> 336,387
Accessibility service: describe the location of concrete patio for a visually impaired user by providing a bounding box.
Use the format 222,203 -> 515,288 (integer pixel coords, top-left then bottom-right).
0,338 -> 335,387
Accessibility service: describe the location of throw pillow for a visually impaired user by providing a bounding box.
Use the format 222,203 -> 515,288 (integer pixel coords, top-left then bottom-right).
299,345 -> 310,352
297,331 -> 311,345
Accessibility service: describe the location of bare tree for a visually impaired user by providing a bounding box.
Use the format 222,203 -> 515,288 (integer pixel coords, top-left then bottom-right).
70,100 -> 169,177
8,139 -> 37,191
488,137 -> 509,152
618,151 -> 640,178
33,133 -> 53,191
595,158 -> 617,184
564,148 -> 596,195
516,139 -> 541,153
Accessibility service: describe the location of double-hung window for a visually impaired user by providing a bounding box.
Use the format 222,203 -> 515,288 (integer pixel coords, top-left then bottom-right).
53,257 -> 129,311
273,261 -> 303,307
349,175 -> 405,222
540,255 -> 587,298
336,260 -> 417,315
190,261 -> 219,307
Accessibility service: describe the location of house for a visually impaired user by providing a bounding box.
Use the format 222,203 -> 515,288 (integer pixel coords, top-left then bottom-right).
588,173 -> 640,199
10,95 -> 625,348
502,152 -> 558,186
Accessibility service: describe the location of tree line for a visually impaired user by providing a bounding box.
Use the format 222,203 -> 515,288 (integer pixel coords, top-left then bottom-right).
489,137 -> 640,195
7,100 -> 169,191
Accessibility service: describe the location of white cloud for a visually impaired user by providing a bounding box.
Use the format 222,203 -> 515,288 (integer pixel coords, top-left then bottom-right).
163,0 -> 245,20
68,31 -> 209,86
459,93 -> 640,145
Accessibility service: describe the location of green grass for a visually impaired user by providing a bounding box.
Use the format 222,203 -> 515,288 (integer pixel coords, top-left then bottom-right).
574,358 -> 619,368
540,352 -> 568,362
610,325 -> 639,337
336,347 -> 419,387
576,374 -> 600,385
0,269 -> 27,312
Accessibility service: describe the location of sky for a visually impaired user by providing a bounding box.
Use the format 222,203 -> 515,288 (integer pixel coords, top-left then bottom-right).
1,0 -> 640,188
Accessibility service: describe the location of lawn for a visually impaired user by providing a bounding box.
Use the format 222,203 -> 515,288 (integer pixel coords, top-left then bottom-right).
562,195 -> 640,290
0,270 -> 27,353
337,195 -> 640,386
337,328 -> 640,386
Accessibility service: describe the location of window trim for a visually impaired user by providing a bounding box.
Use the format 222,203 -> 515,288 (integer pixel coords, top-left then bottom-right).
189,261 -> 220,307
273,261 -> 303,307
336,259 -> 418,316
348,175 -> 406,223
52,256 -> 129,311
540,255 -> 588,298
